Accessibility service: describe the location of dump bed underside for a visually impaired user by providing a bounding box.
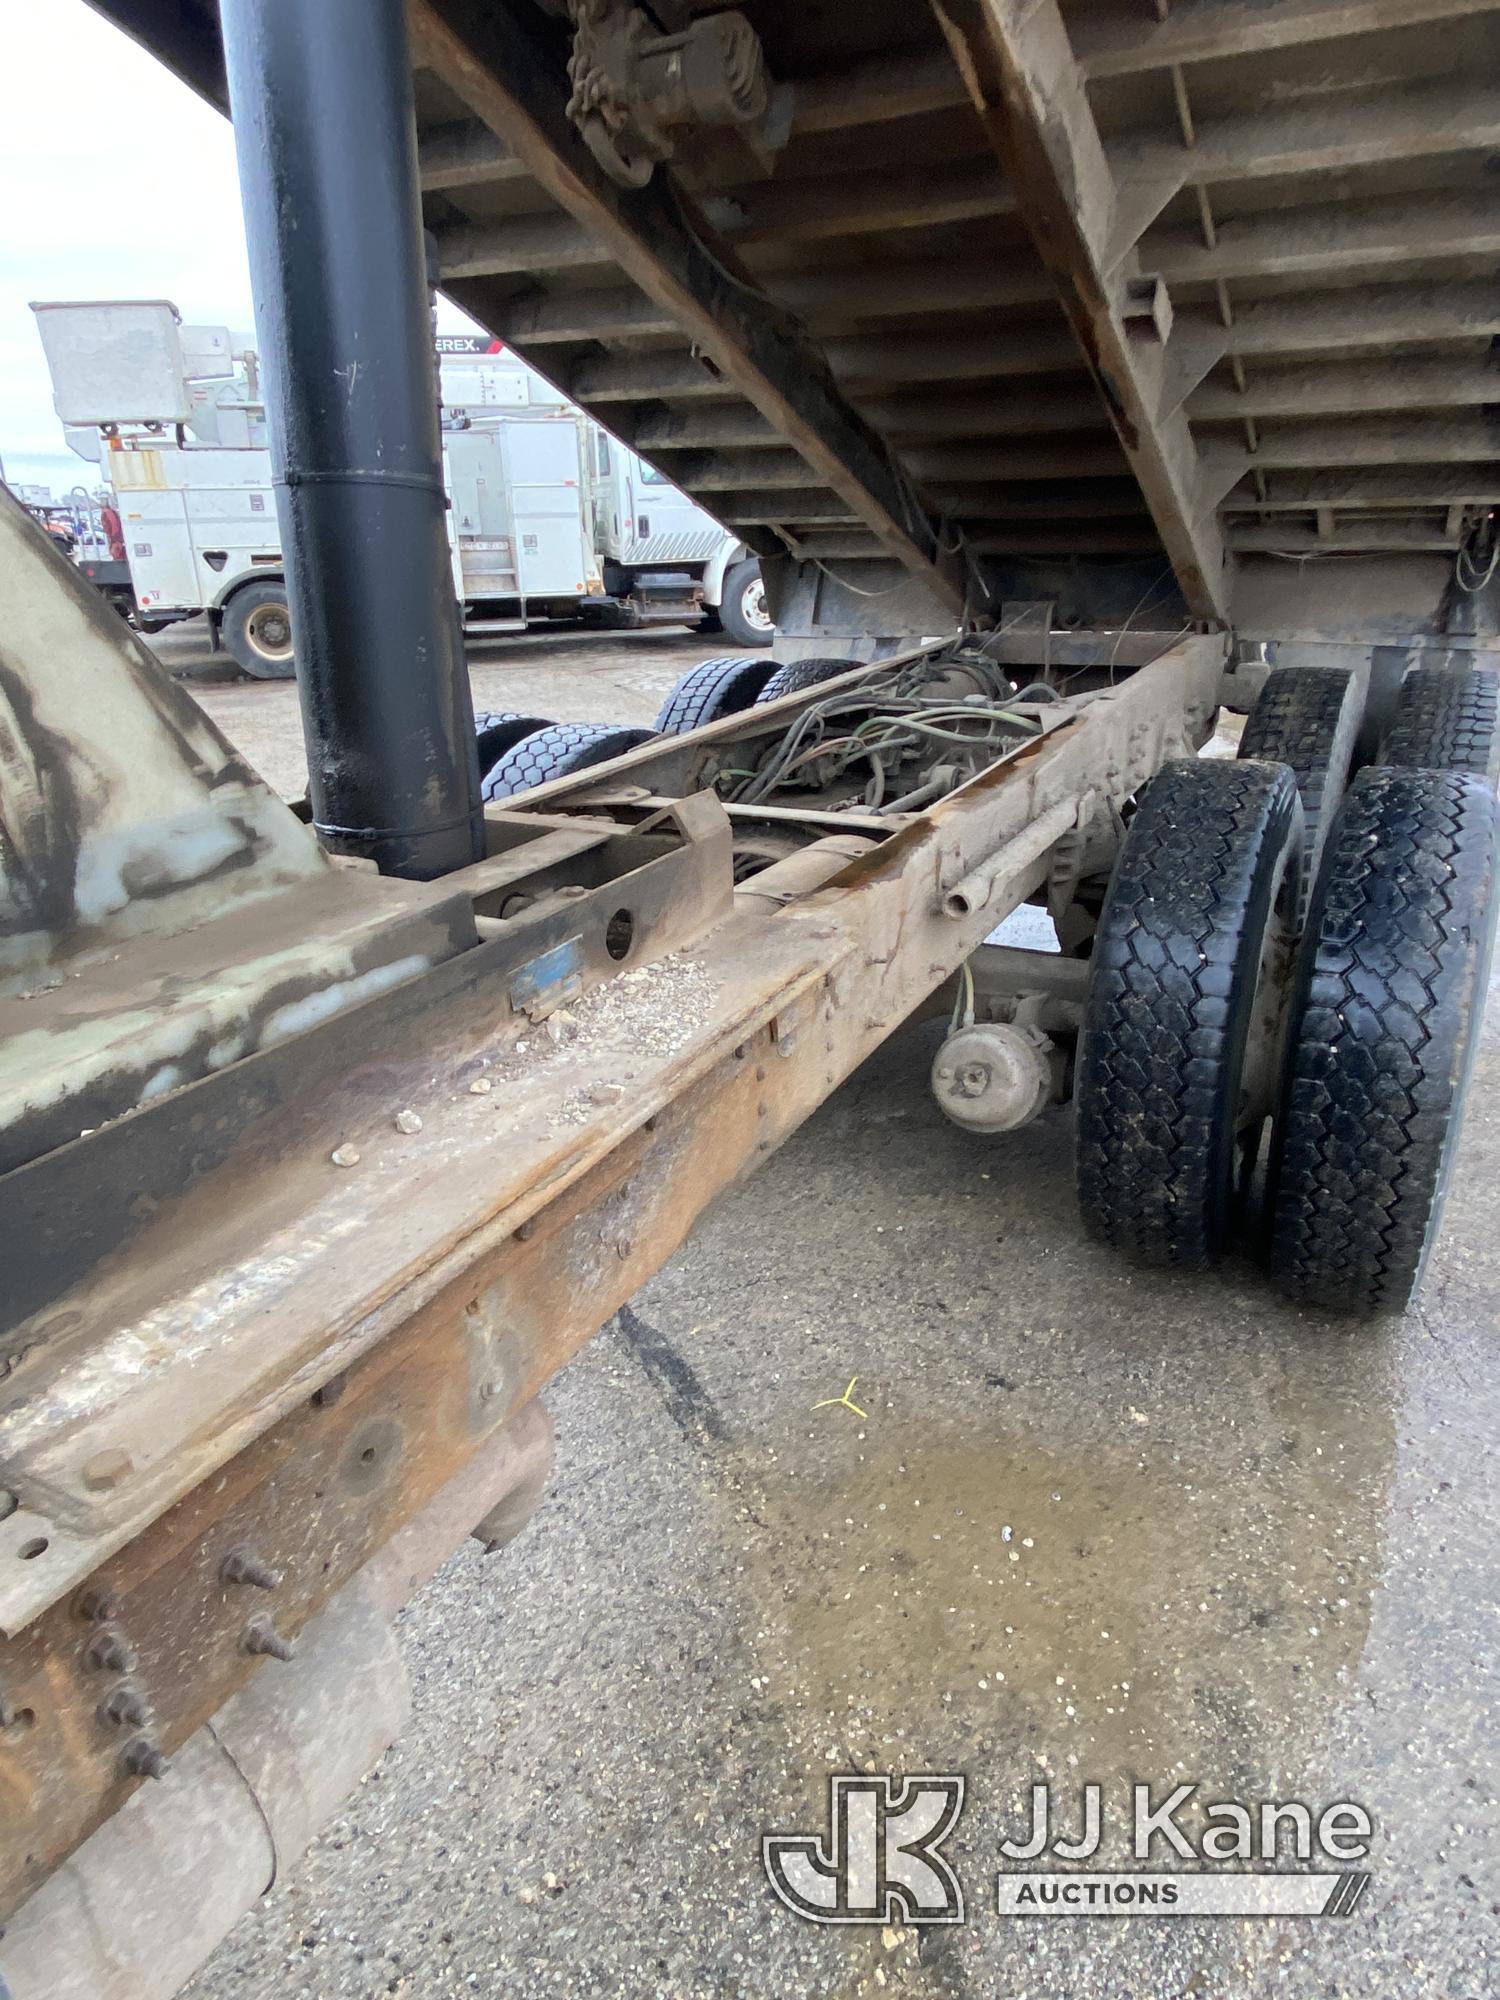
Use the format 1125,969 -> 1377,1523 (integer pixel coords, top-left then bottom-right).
96,0 -> 1500,632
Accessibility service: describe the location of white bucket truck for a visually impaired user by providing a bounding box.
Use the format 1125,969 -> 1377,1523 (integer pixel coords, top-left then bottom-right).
31,303 -> 769,676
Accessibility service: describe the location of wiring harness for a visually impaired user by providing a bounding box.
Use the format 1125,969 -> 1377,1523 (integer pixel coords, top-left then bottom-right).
719,654 -> 1043,812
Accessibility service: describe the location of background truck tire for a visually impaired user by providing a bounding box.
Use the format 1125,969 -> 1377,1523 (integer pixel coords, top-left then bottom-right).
654,655 -> 776,733
1237,666 -> 1361,923
754,655 -> 858,705
473,709 -> 553,771
717,559 -> 774,649
1266,766 -> 1500,1314
221,580 -> 296,680
1075,758 -> 1302,1270
1378,665 -> 1500,780
1353,643 -> 1410,768
481,721 -> 654,801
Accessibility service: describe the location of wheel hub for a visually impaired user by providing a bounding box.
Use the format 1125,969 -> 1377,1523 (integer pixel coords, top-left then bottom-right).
932,1023 -> 1053,1134
247,605 -> 292,657
741,577 -> 772,633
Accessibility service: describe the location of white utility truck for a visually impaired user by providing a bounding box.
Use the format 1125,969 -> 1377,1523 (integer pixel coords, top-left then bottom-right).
31,304 -> 767,674
585,420 -> 770,647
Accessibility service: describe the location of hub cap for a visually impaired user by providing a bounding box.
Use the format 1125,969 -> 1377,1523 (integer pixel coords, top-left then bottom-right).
246,602 -> 293,660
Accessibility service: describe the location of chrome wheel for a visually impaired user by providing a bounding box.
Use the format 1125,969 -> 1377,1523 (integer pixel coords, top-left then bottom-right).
740,575 -> 772,635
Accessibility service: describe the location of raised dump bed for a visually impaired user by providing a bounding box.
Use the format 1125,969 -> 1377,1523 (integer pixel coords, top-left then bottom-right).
98,0 -> 1500,640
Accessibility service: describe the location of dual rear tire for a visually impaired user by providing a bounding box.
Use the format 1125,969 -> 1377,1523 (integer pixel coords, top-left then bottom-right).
1076,665 -> 1500,1314
1075,758 -> 1301,1271
1268,767 -> 1498,1312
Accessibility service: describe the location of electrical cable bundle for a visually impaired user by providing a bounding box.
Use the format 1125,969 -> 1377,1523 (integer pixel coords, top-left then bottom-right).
720,655 -> 1043,810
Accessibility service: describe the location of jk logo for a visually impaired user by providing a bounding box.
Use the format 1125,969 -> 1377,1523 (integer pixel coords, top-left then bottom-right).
762,1774 -> 966,1925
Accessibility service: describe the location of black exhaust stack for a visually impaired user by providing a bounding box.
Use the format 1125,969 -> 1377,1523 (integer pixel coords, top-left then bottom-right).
220,0 -> 483,878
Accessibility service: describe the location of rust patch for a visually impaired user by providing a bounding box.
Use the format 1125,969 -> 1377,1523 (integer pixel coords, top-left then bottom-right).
0,650 -> 87,944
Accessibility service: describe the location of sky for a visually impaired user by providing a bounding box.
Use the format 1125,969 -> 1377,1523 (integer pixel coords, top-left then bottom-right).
0,1 -> 478,496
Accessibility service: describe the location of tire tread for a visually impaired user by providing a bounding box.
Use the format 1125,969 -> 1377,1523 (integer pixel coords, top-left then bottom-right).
1379,666 -> 1499,779
1076,758 -> 1301,1270
1237,666 -> 1360,919
473,709 -> 551,770
654,656 -> 775,733
481,722 -> 653,801
754,655 -> 857,705
1268,767 -> 1499,1313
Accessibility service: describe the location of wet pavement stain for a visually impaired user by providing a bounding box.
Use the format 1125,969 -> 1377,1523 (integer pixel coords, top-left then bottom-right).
744,1402 -> 1392,1844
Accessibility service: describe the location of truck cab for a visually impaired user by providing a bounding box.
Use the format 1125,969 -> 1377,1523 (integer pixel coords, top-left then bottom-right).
587,427 -> 770,646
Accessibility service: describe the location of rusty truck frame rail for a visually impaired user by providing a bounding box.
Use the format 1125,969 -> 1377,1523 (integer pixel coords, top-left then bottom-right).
0,608 -> 1220,1905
